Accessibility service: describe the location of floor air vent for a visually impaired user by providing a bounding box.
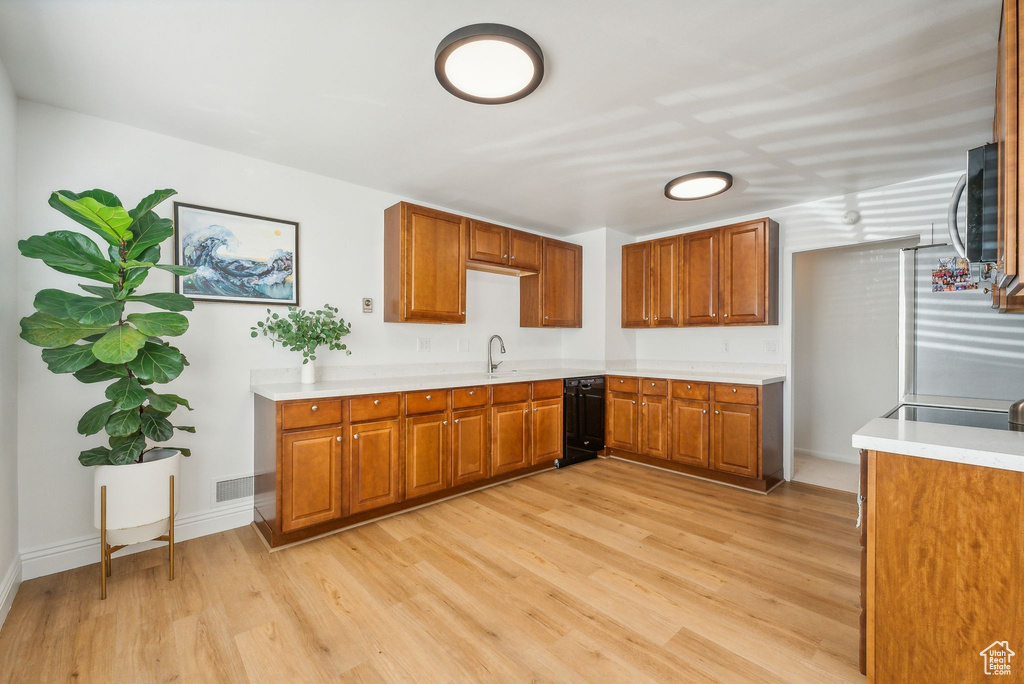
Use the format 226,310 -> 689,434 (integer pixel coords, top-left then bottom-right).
215,475 -> 253,503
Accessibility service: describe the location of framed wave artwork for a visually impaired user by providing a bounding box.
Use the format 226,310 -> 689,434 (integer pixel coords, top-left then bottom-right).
173,203 -> 299,305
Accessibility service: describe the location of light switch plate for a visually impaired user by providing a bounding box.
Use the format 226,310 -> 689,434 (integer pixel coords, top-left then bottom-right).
361,297 -> 373,313
722,340 -> 730,353
764,340 -> 778,353
416,338 -> 431,353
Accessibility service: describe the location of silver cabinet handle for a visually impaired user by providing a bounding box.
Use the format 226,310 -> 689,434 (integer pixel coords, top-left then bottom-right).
426,395 -> 431,400
534,408 -> 538,412
732,388 -> 737,393
336,436 -> 342,442
654,316 -> 658,320
631,400 -> 636,405
714,410 -> 719,415
373,399 -> 380,405
503,254 -> 508,258
469,390 -> 475,395
311,405 -> 319,412
461,311 -> 466,315
353,433 -> 360,439
511,255 -> 516,260
702,409 -> 707,414
454,419 -> 460,424
687,384 -> 691,389
641,401 -> 646,406
650,382 -> 655,387
724,313 -> 729,317
643,316 -> 649,320
584,440 -> 590,445
712,313 -> 717,317
619,379 -> 624,384
442,420 -> 448,425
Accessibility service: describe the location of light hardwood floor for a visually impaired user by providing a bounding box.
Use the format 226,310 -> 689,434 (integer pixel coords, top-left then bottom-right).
0,458 -> 862,683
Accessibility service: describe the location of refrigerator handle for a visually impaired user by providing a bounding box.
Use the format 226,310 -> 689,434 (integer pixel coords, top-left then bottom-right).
946,173 -> 968,259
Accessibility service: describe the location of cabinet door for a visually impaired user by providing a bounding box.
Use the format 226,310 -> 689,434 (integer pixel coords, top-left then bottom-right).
670,399 -> 710,468
720,220 -> 767,325
468,220 -> 509,265
682,228 -> 719,325
452,408 -> 489,486
651,237 -> 679,326
491,401 -> 531,475
531,397 -> 563,465
280,427 -> 343,532
622,242 -> 651,327
510,230 -> 543,271
542,239 -> 583,327
639,394 -> 668,459
405,413 -> 449,499
403,204 -> 466,323
605,391 -> 638,451
712,403 -> 759,478
348,419 -> 401,514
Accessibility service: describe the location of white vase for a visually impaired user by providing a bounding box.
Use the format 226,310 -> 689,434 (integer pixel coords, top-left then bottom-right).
300,358 -> 316,384
93,449 -> 181,546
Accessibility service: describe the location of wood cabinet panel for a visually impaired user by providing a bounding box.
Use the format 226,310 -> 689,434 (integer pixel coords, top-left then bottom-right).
671,381 -> 709,401
713,384 -> 758,406
452,408 -> 489,486
670,399 -> 710,468
640,378 -> 668,396
452,386 -> 487,409
350,394 -> 400,422
280,427 -> 343,532
606,391 -> 638,451
682,228 -> 719,325
491,402 -> 531,475
532,379 -> 562,400
639,394 -> 668,459
607,376 -> 639,393
721,220 -> 769,325
531,397 -> 562,465
492,382 -> 530,405
712,403 -> 758,478
509,230 -> 542,271
280,399 -> 343,431
541,239 -> 583,327
405,413 -> 449,499
405,390 -> 447,416
348,419 -> 401,514
622,242 -> 651,327
468,220 -> 509,266
651,237 -> 679,326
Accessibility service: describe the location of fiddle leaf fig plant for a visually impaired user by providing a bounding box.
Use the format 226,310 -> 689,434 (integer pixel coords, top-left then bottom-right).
19,188 -> 197,466
250,304 -> 352,363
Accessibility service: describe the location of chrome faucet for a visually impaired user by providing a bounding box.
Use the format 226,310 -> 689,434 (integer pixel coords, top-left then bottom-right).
487,334 -> 506,373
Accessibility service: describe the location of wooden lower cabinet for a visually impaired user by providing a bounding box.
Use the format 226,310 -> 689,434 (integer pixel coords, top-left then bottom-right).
348,419 -> 401,514
280,427 -> 343,533
531,397 -> 563,465
405,413 -> 449,499
606,391 -> 638,450
491,401 -> 531,475
452,408 -> 489,486
712,403 -> 759,478
669,399 -> 710,468
639,395 -> 668,458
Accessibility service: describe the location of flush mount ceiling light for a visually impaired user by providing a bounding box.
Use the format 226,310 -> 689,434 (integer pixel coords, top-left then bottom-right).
434,23 -> 544,104
664,171 -> 734,201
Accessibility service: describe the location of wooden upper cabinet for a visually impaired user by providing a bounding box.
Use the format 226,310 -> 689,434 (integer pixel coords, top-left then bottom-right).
509,230 -> 543,271
651,237 -> 679,326
404,413 -> 449,500
531,397 -> 563,465
720,219 -> 779,325
452,407 -> 489,486
280,427 -> 343,532
467,220 -> 509,266
639,394 -> 668,459
682,228 -> 719,325
384,202 -> 466,324
622,242 -> 651,327
491,401 -> 531,475
521,238 -> 582,328
606,390 -> 638,451
712,403 -> 759,478
994,0 -> 1024,308
348,419 -> 401,514
670,399 -> 710,468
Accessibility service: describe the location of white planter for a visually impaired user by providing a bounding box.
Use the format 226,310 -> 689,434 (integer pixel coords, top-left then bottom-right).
300,358 -> 316,384
93,449 -> 181,546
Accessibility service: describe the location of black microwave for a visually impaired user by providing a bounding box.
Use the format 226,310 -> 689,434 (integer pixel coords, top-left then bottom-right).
948,142 -> 999,263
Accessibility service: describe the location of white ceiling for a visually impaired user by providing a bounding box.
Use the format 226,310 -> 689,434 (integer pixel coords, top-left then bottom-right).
0,0 -> 1002,236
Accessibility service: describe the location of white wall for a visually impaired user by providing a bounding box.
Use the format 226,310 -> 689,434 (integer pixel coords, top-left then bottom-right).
0,58 -> 19,625
14,102 -> 579,578
793,239 -> 917,464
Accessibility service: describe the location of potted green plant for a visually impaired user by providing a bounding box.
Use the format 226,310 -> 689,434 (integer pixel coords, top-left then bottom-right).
251,304 -> 352,383
18,188 -> 197,563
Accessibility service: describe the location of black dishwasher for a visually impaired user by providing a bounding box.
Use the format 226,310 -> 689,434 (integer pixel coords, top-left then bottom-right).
555,376 -> 605,468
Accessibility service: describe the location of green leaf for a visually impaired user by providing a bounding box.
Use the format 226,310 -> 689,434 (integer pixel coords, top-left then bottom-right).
74,361 -> 128,384
141,410 -> 173,441
34,289 -> 123,325
79,446 -> 113,466
121,244 -> 160,293
120,260 -> 155,270
129,189 -> 176,220
126,312 -> 189,337
126,292 -> 194,312
78,401 -> 116,435
79,284 -> 117,299
41,343 -> 96,373
126,210 -> 174,259
174,425 -> 196,433
20,312 -> 108,348
18,231 -> 120,283
126,342 -> 184,383
105,376 -> 147,410
153,263 -> 195,276
109,434 -> 146,465
49,190 -> 132,245
144,389 -> 177,412
105,409 -> 142,437
92,324 -> 149,363
160,447 -> 191,458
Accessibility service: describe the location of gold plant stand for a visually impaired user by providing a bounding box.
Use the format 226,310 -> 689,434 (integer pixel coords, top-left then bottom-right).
99,475 -> 175,600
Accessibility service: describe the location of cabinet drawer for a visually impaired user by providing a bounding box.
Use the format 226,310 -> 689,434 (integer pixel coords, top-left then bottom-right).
492,382 -> 531,405
672,381 -> 709,401
452,386 -> 488,409
405,390 -> 447,415
607,376 -> 639,393
281,399 -> 343,430
641,378 -> 668,396
350,393 -> 400,422
714,384 -> 759,405
532,380 -> 562,400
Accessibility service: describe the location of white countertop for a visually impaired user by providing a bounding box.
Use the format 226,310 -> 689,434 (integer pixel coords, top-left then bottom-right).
852,417 -> 1024,473
251,366 -> 786,401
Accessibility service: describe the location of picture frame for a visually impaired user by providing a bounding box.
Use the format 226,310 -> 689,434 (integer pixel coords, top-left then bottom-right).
172,202 -> 299,305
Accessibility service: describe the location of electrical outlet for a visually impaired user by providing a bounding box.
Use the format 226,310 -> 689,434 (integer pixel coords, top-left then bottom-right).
416,338 -> 431,353
361,297 -> 373,313
722,340 -> 730,353
764,340 -> 778,354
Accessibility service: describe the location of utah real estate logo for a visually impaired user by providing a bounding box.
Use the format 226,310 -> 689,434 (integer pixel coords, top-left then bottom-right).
979,641 -> 1015,676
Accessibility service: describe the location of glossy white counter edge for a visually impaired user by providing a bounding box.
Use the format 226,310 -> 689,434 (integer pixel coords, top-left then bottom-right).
251,367 -> 787,401
852,417 -> 1024,473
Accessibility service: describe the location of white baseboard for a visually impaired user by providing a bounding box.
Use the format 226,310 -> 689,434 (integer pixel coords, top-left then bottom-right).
0,554 -> 22,631
19,499 -> 254,581
793,447 -> 861,465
